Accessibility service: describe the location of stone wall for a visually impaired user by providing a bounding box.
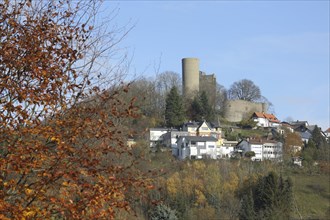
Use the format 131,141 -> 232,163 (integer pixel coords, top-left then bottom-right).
224,100 -> 268,122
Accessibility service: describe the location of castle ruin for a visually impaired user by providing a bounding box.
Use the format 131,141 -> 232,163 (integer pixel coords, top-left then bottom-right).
181,57 -> 267,122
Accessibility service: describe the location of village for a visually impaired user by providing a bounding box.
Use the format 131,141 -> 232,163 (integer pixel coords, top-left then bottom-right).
145,58 -> 329,166
149,114 -> 329,165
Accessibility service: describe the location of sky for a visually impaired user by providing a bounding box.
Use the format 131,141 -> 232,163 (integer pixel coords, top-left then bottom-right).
102,1 -> 329,130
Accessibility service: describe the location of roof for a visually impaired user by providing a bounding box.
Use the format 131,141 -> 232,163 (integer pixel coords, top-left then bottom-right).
325,128 -> 330,133
281,122 -> 293,127
300,131 -> 312,140
239,138 -> 279,145
183,121 -> 200,127
179,136 -> 218,142
149,128 -> 177,131
252,112 -> 280,123
249,139 -> 278,145
290,121 -> 309,127
306,125 -> 316,132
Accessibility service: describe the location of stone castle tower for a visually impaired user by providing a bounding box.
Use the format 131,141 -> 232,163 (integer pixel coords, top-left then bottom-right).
181,57 -> 267,122
182,58 -> 216,107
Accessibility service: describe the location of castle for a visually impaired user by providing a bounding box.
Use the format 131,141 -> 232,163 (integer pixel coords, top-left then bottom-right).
182,58 -> 216,108
181,57 -> 267,122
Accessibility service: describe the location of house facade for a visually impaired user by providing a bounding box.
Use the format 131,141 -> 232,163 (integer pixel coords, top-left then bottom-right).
325,128 -> 330,140
252,112 -> 280,128
236,139 -> 283,161
162,131 -> 189,153
182,121 -> 223,145
217,146 -> 234,158
149,128 -> 176,148
176,136 -> 218,160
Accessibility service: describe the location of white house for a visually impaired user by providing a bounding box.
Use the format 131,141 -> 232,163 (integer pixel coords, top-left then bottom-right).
325,128 -> 330,141
149,128 -> 177,148
217,146 -> 234,158
236,139 -> 283,161
176,136 -> 218,160
162,131 -> 189,155
182,121 -> 223,145
252,112 -> 280,128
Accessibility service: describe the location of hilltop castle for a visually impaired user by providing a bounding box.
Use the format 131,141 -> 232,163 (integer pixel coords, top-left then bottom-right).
181,57 -> 267,122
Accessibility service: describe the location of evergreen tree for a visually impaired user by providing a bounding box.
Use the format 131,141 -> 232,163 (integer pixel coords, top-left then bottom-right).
165,86 -> 185,128
311,126 -> 327,149
200,90 -> 215,121
240,172 -> 293,220
149,204 -> 178,220
190,96 -> 204,121
239,189 -> 255,220
189,91 -> 214,122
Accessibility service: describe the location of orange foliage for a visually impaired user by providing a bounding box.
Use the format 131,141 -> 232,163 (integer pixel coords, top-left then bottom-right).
0,1 -> 151,218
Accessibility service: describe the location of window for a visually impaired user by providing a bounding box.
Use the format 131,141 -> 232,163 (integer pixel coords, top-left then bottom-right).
209,145 -> 215,148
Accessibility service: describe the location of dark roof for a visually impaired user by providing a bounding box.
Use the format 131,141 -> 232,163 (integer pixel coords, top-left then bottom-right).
180,136 -> 218,142
183,121 -> 200,127
183,121 -> 220,129
291,121 -> 309,127
306,125 -> 316,132
300,131 -> 312,140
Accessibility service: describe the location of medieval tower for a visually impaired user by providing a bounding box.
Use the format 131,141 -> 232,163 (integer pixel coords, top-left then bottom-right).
182,58 -> 200,96
182,58 -> 216,107
181,57 -> 268,122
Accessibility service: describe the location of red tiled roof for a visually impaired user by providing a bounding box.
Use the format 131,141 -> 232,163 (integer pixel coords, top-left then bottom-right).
326,128 -> 330,133
249,139 -> 278,145
253,112 -> 280,123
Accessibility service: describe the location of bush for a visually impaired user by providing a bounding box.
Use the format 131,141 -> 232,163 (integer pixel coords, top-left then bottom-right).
148,204 -> 178,220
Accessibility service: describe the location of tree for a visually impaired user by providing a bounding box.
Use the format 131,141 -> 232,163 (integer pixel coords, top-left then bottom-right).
200,91 -> 214,121
311,126 -> 327,149
0,1 -> 152,218
239,172 -> 293,220
215,83 -> 228,116
148,204 -> 178,220
228,79 -> 261,102
284,132 -> 303,159
165,86 -> 185,128
188,91 -> 214,122
239,189 -> 255,220
245,151 -> 256,159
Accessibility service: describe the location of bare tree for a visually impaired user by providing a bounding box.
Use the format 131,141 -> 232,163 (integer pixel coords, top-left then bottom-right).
215,83 -> 228,115
0,1 -> 152,218
228,79 -> 261,102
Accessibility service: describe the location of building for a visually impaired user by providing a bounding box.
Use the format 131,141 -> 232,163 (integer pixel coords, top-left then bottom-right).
251,112 -> 280,128
182,121 -> 223,145
176,136 -> 218,160
162,130 -> 189,155
181,57 -> 269,123
325,128 -> 330,140
224,100 -> 268,122
236,139 -> 283,161
149,128 -> 177,148
217,146 -> 235,158
182,58 -> 216,107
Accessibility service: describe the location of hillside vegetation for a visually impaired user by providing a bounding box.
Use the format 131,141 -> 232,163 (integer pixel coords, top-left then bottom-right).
136,150 -> 330,220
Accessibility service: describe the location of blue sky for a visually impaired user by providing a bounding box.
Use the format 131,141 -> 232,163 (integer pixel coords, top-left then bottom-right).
103,1 -> 329,130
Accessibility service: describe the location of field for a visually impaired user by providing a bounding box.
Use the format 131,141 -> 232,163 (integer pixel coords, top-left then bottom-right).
291,173 -> 330,219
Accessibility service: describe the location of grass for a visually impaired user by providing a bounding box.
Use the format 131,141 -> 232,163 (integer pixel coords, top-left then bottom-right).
290,173 -> 330,219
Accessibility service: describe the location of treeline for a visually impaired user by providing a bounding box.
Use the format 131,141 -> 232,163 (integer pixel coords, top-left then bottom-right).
126,72 -> 274,130
138,159 -> 293,220
125,71 -> 227,129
